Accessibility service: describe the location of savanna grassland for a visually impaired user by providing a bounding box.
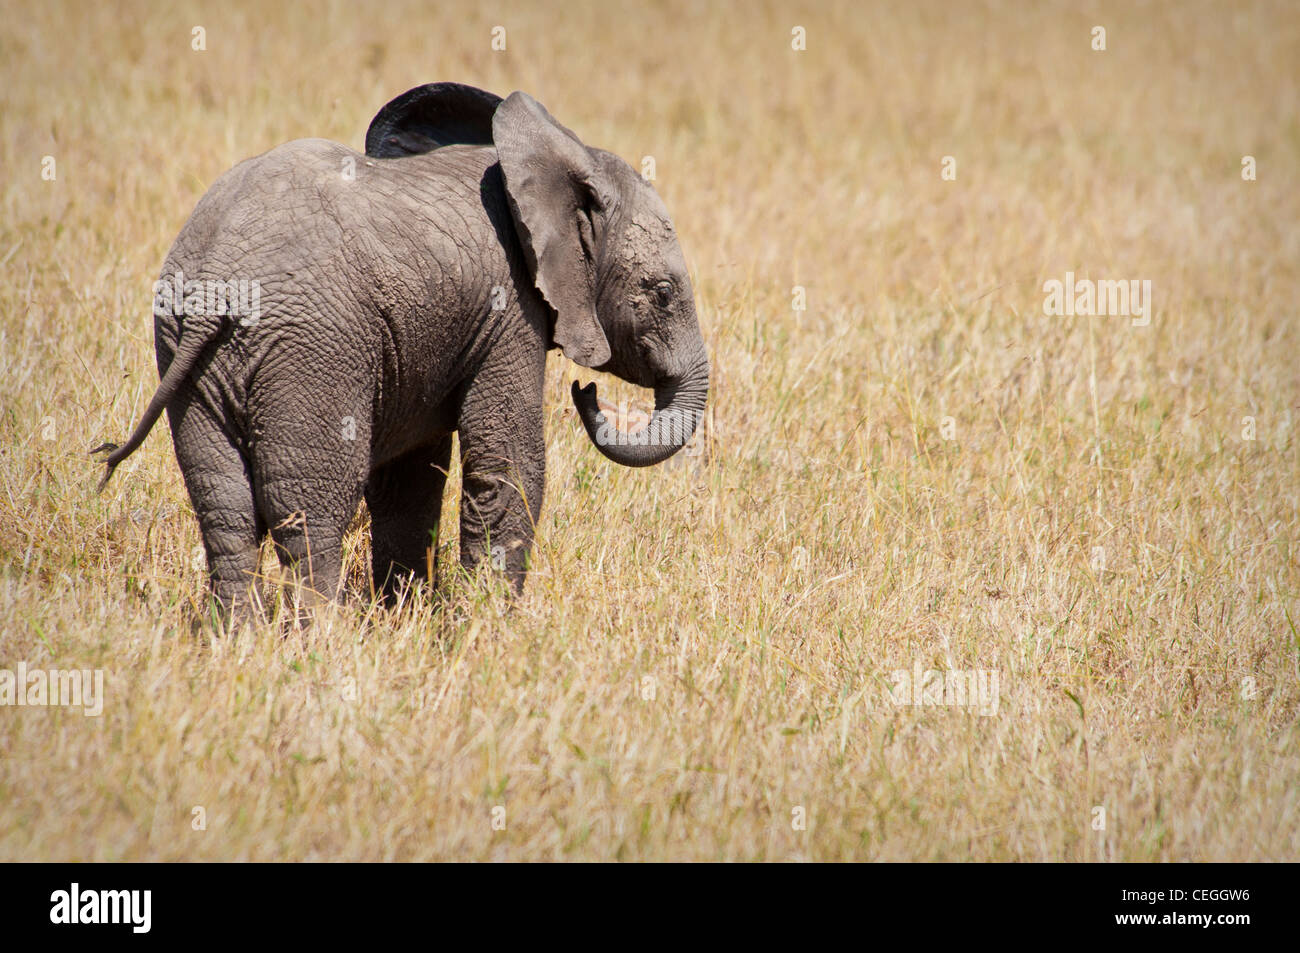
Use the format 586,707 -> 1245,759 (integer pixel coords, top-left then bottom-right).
0,0 -> 1297,861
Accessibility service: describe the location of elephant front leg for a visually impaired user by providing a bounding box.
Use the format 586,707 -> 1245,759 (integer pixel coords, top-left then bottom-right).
456,371 -> 546,594
458,466 -> 541,591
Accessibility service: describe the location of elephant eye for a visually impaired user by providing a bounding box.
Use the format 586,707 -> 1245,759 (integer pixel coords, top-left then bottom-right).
652,280 -> 674,308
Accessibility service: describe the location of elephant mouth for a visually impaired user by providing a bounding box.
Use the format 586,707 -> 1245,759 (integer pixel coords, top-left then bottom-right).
570,356 -> 709,468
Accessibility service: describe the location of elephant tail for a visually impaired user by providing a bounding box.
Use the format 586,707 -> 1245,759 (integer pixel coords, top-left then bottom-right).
90,323 -> 222,492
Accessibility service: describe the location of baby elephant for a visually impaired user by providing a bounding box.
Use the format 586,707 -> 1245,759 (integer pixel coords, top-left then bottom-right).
95,83 -> 709,620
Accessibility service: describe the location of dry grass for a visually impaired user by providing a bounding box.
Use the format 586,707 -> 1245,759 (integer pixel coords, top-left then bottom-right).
1,0 -> 1298,861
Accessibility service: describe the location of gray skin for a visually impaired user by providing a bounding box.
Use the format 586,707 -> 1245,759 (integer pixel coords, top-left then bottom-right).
95,85 -> 709,620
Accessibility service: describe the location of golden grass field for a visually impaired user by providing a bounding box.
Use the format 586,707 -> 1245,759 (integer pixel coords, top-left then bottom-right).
1,0 -> 1297,861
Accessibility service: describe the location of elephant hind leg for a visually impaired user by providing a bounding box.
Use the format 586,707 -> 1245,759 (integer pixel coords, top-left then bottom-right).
251,433 -> 369,608
246,358 -> 375,609
166,391 -> 264,629
366,435 -> 453,603
255,474 -> 363,608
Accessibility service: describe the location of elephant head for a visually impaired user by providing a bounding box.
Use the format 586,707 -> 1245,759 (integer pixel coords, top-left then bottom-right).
367,84 -> 710,467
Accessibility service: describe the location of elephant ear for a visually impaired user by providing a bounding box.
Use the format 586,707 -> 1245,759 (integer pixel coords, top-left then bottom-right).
492,91 -> 613,369
365,83 -> 503,158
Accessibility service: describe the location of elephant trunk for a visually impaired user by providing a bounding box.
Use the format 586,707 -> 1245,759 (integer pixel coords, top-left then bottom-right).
571,355 -> 709,468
